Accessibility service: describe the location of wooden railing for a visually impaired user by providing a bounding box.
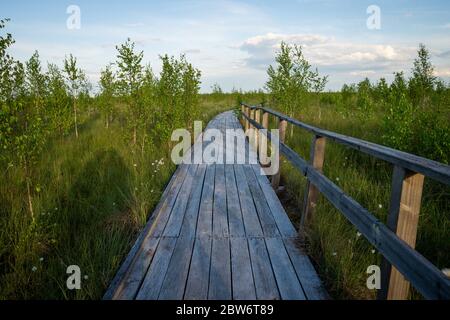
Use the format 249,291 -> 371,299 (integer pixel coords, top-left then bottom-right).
240,103 -> 450,300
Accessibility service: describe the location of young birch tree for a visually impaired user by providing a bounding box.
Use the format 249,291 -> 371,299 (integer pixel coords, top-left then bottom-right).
115,38 -> 144,145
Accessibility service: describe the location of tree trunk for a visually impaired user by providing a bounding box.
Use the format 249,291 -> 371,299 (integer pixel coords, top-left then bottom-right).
141,133 -> 145,156
74,99 -> 79,138
289,112 -> 294,138
25,164 -> 34,220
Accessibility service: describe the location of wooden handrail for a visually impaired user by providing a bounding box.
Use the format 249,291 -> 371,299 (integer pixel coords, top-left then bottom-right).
240,103 -> 450,300
241,103 -> 450,186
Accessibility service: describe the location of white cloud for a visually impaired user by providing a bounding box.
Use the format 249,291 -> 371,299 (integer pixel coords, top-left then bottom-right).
434,68 -> 450,77
349,70 -> 376,77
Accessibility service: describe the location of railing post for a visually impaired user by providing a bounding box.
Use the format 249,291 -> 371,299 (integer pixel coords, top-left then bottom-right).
249,108 -> 255,147
259,111 -> 270,166
300,135 -> 326,228
241,104 -> 245,127
254,109 -> 260,152
271,118 -> 287,190
379,166 -> 424,300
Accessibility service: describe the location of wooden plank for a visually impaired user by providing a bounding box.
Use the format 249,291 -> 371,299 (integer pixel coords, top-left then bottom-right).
225,165 -> 246,237
208,237 -> 232,300
213,164 -> 229,237
196,165 -> 215,237
248,237 -> 280,300
230,237 -> 257,299
158,236 -> 196,300
283,238 -> 328,299
301,135 -> 326,228
158,165 -> 207,299
243,164 -> 280,237
271,119 -> 287,189
250,165 -> 297,238
146,164 -> 191,238
259,111 -> 270,166
135,237 -> 177,300
184,236 -> 212,300
179,164 -> 207,238
163,164 -> 198,237
387,169 -> 424,300
234,165 -> 263,237
265,237 -> 306,300
254,109 -> 260,152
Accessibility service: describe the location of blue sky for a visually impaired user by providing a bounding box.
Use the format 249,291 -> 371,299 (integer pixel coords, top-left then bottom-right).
3,0 -> 450,92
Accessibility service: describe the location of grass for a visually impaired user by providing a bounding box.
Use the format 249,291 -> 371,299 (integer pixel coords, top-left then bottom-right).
0,100 -> 230,299
273,99 -> 450,299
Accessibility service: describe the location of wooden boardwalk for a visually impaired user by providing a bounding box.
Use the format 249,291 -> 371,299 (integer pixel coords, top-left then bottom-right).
103,111 -> 327,300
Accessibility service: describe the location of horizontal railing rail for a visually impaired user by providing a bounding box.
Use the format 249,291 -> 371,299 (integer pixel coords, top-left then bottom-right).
240,102 -> 450,300
241,103 -> 450,185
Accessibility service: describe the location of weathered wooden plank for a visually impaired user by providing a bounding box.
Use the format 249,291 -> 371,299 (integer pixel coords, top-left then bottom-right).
271,118 -> 287,189
386,168 -> 424,300
244,164 -> 280,237
163,164 -> 199,237
196,165 -> 215,237
234,165 -> 263,237
208,237 -> 232,300
184,236 -> 212,300
230,237 -> 256,299
283,238 -> 328,300
158,236 -> 196,300
146,164 -> 191,238
179,164 -> 207,238
301,135 -> 326,227
265,237 -> 306,300
135,237 -> 177,300
250,165 -> 297,238
213,164 -> 229,237
248,237 -> 280,300
225,165 -> 246,237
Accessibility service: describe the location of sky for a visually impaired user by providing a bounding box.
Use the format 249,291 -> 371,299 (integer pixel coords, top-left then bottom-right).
2,0 -> 450,92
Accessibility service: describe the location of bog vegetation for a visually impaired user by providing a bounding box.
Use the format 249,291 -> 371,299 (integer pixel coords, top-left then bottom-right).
0,17 -> 449,299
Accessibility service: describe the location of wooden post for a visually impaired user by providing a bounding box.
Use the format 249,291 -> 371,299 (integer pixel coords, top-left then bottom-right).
300,135 -> 326,228
244,106 -> 249,132
254,109 -> 260,152
271,118 -> 287,190
241,104 -> 245,127
259,112 -> 270,166
249,108 -> 255,146
378,166 -> 424,300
